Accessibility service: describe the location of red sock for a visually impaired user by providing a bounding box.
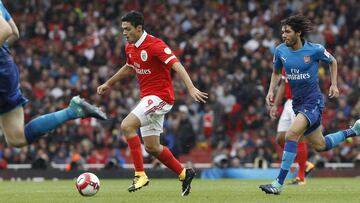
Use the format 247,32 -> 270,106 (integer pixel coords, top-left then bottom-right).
157,146 -> 184,175
296,141 -> 308,181
127,136 -> 144,172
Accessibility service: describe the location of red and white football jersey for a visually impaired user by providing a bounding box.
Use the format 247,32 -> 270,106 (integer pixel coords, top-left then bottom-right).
125,31 -> 178,104
282,69 -> 292,99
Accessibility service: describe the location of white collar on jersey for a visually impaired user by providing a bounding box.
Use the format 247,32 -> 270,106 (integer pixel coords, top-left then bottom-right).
134,31 -> 147,48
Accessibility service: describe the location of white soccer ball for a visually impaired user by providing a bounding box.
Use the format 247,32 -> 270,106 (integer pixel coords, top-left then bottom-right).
75,172 -> 100,196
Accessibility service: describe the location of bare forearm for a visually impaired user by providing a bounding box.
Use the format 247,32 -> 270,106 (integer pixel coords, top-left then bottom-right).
172,62 -> 195,90
329,57 -> 338,86
172,62 -> 208,103
268,72 -> 281,95
105,64 -> 134,86
274,80 -> 285,106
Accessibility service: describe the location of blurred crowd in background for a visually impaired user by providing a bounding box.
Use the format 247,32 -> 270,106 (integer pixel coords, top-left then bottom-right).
0,0 -> 359,170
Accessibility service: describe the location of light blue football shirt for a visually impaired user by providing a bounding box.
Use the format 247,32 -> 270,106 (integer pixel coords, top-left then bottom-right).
273,41 -> 333,106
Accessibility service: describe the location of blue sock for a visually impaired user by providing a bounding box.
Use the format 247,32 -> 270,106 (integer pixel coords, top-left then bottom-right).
24,108 -> 77,144
276,140 -> 297,185
324,129 -> 355,151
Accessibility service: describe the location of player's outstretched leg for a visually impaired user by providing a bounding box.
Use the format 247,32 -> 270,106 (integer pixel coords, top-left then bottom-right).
25,95 -> 106,144
259,180 -> 283,195
322,119 -> 360,150
69,96 -> 107,120
128,172 -> 150,192
181,168 -> 196,196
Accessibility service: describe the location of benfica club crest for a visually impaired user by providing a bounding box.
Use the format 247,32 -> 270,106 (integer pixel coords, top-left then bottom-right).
140,50 -> 148,61
304,56 -> 310,64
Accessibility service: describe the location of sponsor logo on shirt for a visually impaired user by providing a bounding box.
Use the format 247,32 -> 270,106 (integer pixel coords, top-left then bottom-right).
286,68 -> 310,80
133,62 -> 151,74
135,68 -> 151,74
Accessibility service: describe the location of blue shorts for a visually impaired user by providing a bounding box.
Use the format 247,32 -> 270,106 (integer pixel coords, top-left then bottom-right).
0,59 -> 28,115
293,98 -> 324,136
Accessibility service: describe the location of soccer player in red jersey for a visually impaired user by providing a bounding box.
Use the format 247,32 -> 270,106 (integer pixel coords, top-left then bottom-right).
97,11 -> 208,196
270,70 -> 314,185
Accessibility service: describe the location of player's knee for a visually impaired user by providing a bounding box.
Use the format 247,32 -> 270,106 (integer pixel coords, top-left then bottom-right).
285,129 -> 302,140
120,121 -> 136,136
313,144 -> 327,152
5,129 -> 27,148
144,144 -> 161,156
7,139 -> 27,148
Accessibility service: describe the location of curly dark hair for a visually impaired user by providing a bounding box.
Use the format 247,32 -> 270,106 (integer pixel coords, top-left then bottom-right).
281,15 -> 313,40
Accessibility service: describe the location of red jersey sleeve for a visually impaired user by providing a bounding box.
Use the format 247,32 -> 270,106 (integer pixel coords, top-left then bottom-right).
151,40 -> 178,68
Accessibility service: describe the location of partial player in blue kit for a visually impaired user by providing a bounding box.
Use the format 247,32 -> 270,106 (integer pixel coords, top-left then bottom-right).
259,15 -> 360,195
0,1 -> 106,148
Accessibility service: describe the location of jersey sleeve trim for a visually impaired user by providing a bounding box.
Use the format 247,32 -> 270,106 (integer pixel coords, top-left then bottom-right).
126,63 -> 135,69
164,55 -> 176,64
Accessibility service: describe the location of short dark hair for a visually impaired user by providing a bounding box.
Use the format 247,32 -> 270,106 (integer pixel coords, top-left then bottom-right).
121,11 -> 144,29
281,15 -> 312,39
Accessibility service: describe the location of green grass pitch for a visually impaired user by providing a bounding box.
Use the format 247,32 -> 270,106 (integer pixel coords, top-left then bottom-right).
0,178 -> 359,203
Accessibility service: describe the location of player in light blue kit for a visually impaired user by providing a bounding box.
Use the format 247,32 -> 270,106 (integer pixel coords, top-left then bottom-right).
0,1 -> 106,148
259,15 -> 360,195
